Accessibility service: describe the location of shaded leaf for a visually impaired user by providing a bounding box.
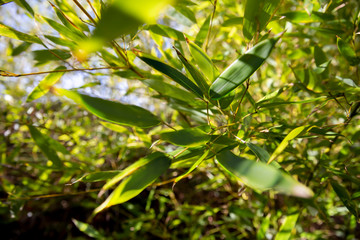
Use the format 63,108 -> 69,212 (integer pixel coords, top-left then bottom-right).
146,24 -> 187,41
174,149 -> 209,183
139,55 -> 203,98
54,88 -> 161,128
195,14 -> 211,46
28,125 -> 62,168
281,11 -> 335,23
331,181 -> 359,219
216,150 -> 313,198
337,38 -> 360,66
160,128 -> 211,147
32,49 -> 72,64
78,171 -> 122,183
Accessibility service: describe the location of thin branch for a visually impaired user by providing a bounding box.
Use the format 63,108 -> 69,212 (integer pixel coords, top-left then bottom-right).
0,66 -> 127,77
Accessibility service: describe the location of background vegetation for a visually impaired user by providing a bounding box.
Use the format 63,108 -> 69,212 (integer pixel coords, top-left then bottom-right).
0,0 -> 359,239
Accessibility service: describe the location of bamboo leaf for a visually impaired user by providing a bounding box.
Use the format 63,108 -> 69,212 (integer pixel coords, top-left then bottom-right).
209,37 -> 279,100
195,14 -> 211,46
146,24 -> 187,41
77,171 -> 122,183
0,23 -> 42,44
174,149 -> 210,183
94,153 -> 171,215
243,0 -> 280,40
72,219 -> 105,239
26,66 -> 66,102
281,11 -> 335,23
274,212 -> 300,240
160,128 -> 211,147
268,126 -> 307,164
331,181 -> 359,219
143,79 -> 198,103
216,150 -> 313,198
174,47 -> 209,95
139,55 -> 203,98
337,38 -> 360,66
188,41 -> 218,82
54,88 -> 161,128
28,125 -> 62,168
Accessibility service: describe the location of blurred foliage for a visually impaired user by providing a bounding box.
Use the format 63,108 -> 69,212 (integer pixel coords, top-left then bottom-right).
0,0 -> 360,239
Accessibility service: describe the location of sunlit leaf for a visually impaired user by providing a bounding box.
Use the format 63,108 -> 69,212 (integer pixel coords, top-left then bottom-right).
274,212 -> 300,240
216,150 -> 313,198
26,66 -> 66,102
174,149 -> 209,183
243,0 -> 280,40
72,219 -> 105,239
54,88 -> 161,128
78,171 -> 122,183
146,24 -> 187,41
188,41 -> 218,82
209,36 -> 279,100
0,23 -> 42,44
281,11 -> 335,23
268,126 -> 307,164
94,152 -> 171,215
195,14 -> 211,46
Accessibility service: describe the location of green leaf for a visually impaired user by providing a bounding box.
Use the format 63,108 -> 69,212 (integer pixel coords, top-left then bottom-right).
15,0 -> 34,17
188,41 -> 218,82
331,181 -> 359,219
274,212 -> 300,240
42,16 -> 83,42
11,42 -> 32,56
223,17 -> 243,27
54,88 -> 161,128
174,149 -> 209,183
139,55 -> 203,98
143,79 -> 198,103
268,126 -> 307,164
246,142 -> 270,163
93,0 -> 171,42
32,49 -> 72,64
28,125 -> 62,168
216,150 -> 313,198
195,14 -> 211,47
337,38 -> 360,66
72,219 -> 105,239
78,171 -> 122,183
99,121 -> 129,133
160,128 -> 211,147
26,66 -> 66,102
0,23 -> 42,44
174,47 -> 209,95
173,4 -> 197,23
94,152 -> 171,215
146,24 -> 187,41
243,0 -> 280,40
209,37 -> 279,100
281,11 -> 335,23
102,153 -> 164,190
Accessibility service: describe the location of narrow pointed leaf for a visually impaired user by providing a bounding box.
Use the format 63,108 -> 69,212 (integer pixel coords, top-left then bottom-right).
160,128 -> 211,147
216,150 -> 313,198
337,38 -> 360,66
195,14 -> 211,46
54,88 -> 161,128
174,149 -> 210,183
72,219 -> 105,239
103,153 -> 163,190
94,153 -> 171,215
143,79 -> 198,103
268,126 -> 307,164
26,66 -> 66,102
209,37 -> 279,100
174,47 -> 209,95
243,0 -> 280,40
77,171 -> 122,183
146,24 -> 187,41
28,125 -> 62,168
331,181 -> 359,219
139,55 -> 203,98
0,23 -> 42,44
188,41 -> 218,82
274,212 -> 300,240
